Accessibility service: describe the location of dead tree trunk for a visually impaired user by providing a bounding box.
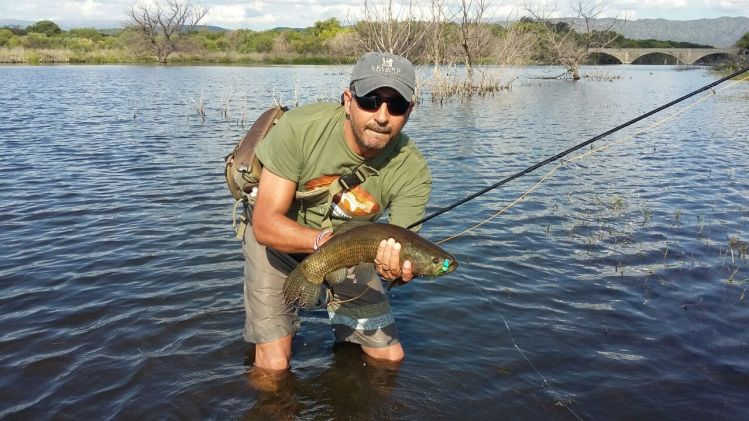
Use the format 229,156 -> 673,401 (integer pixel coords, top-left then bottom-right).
127,0 -> 208,64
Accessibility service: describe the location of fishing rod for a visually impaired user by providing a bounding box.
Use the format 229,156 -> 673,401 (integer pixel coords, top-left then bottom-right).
407,65 -> 749,230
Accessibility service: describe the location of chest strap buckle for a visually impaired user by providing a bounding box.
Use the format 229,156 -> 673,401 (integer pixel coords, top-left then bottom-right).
338,168 -> 368,190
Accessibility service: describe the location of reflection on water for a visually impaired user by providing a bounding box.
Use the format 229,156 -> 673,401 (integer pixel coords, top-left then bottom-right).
0,64 -> 748,418
244,342 -> 401,420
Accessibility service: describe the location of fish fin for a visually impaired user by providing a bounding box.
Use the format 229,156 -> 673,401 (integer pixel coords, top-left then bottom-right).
283,269 -> 322,310
352,263 -> 377,284
332,219 -> 373,235
324,267 -> 349,285
325,263 -> 377,285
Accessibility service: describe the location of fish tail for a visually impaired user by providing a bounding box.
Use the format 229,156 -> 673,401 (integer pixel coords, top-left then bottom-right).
283,269 -> 323,309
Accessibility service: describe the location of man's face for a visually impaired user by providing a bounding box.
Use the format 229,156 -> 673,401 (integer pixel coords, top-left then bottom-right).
343,87 -> 413,158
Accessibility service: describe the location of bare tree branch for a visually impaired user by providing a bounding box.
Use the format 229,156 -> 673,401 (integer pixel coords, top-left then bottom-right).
127,0 -> 208,63
352,0 -> 435,62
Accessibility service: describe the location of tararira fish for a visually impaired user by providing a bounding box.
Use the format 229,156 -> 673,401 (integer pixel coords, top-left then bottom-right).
283,221 -> 458,309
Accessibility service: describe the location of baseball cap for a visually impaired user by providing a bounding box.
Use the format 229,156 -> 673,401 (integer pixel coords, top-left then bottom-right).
350,52 -> 416,101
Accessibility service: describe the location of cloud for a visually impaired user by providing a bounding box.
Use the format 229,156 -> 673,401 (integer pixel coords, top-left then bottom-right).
205,5 -> 253,26
709,0 -> 749,14
61,0 -> 129,19
611,0 -> 690,12
0,0 -> 746,29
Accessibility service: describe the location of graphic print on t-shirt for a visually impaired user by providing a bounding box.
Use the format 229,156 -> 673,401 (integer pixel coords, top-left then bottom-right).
304,175 -> 381,218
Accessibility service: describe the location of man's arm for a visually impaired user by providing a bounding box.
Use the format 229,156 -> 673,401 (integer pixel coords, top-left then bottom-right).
251,167 -> 325,254
252,168 -> 410,280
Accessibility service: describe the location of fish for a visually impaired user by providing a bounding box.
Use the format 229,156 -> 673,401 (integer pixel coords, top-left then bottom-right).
283,220 -> 458,309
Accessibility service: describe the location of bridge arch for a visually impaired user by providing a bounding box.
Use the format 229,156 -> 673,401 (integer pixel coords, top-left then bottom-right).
587,51 -> 622,64
587,48 -> 742,65
693,52 -> 738,65
631,52 -> 680,65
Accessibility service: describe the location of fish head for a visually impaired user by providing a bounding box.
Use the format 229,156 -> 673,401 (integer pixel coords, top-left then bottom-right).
403,244 -> 458,277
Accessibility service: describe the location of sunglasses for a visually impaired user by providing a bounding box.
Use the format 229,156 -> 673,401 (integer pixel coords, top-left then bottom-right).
352,92 -> 411,116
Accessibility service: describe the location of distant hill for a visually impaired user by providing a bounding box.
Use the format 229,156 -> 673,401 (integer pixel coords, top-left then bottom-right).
0,18 -> 229,33
0,18 -> 125,30
0,19 -> 34,29
555,16 -> 749,48
194,25 -> 230,33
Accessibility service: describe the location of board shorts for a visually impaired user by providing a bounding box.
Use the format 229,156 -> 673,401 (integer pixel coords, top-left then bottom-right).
242,225 -> 400,349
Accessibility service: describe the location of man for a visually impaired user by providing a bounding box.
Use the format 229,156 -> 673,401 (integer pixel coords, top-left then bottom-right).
244,51 -> 431,371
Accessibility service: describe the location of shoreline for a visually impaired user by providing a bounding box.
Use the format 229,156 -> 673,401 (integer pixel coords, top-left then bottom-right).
0,47 -> 354,65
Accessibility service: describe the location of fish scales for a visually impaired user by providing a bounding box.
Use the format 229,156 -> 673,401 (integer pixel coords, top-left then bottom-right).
283,222 -> 458,309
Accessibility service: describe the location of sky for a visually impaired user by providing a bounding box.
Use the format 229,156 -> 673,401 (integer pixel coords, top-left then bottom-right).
2,0 -> 748,30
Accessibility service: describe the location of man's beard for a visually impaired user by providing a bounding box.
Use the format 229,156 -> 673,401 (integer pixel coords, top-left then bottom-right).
352,122 -> 392,152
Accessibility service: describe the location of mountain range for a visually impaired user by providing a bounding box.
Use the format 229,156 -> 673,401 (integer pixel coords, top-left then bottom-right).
2,16 -> 748,48
559,16 -> 749,48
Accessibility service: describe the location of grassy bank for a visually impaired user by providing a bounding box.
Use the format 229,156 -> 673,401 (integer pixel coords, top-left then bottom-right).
0,47 -> 352,65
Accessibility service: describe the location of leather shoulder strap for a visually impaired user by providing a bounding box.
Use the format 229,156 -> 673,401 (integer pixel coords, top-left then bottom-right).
233,106 -> 286,172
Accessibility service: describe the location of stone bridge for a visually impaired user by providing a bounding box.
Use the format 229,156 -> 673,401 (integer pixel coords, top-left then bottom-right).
588,47 -> 743,64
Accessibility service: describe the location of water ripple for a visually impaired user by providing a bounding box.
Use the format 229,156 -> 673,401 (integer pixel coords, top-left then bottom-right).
1,64 -> 748,419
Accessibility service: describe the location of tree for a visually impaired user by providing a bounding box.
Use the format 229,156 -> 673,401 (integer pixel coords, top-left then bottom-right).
26,20 -> 62,37
127,0 -> 208,63
352,0 -> 435,62
737,32 -> 749,49
313,18 -> 343,41
0,28 -> 14,47
454,0 -> 493,87
523,0 -> 623,80
68,28 -> 106,42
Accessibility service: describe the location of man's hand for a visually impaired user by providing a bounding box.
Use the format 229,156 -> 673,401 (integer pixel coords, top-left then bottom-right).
374,238 -> 414,282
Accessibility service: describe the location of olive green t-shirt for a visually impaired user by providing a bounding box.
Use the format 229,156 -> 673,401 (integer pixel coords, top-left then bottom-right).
254,102 -> 431,231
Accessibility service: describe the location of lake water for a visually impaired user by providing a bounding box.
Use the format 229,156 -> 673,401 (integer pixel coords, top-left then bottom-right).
1,64 -> 747,419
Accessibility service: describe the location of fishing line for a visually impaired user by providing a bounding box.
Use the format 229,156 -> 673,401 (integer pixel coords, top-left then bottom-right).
426,68 -> 749,420
436,70 -> 749,245
470,280 -> 584,420
407,65 -> 749,231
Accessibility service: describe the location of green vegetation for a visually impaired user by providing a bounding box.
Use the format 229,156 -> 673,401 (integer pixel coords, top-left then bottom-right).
711,31 -> 749,74
0,18 -> 355,64
26,20 -> 63,36
737,32 -> 749,49
0,18 -> 741,66
611,36 -> 712,49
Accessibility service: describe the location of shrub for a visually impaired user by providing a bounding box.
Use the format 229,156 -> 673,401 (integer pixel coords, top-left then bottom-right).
68,28 -> 105,42
65,37 -> 95,52
22,33 -> 58,49
26,20 -> 62,37
0,29 -> 13,47
736,32 -> 749,49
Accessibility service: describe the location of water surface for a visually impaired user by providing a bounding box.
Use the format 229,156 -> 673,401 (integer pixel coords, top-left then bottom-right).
1,64 -> 748,419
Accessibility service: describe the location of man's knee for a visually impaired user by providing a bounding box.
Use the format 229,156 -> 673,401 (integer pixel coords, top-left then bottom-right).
255,354 -> 290,370
362,343 -> 405,362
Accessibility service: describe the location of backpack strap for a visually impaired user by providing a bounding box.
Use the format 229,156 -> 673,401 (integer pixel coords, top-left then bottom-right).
225,106 -> 286,201
228,108 -> 381,238
226,106 -> 286,239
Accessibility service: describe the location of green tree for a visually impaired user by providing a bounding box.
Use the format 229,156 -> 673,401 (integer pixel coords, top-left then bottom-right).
0,28 -> 14,46
68,28 -> 105,42
737,32 -> 749,49
26,20 -> 62,36
227,29 -> 277,53
313,17 -> 342,41
22,32 -> 57,49
284,29 -> 326,54
65,37 -> 95,51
